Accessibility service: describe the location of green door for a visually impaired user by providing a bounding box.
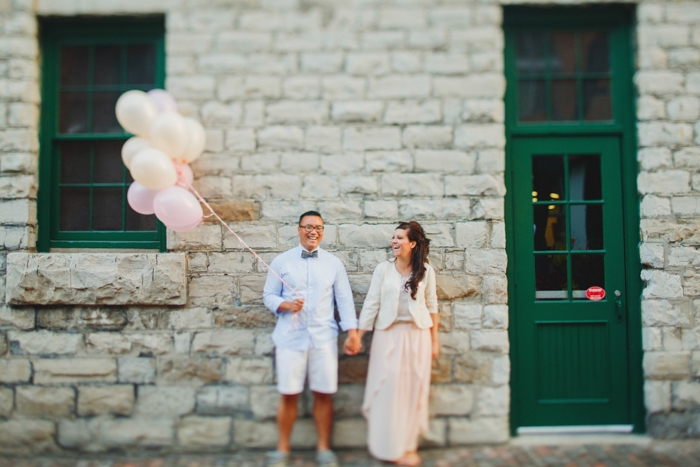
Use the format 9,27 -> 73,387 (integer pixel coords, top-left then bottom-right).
513,136 -> 629,426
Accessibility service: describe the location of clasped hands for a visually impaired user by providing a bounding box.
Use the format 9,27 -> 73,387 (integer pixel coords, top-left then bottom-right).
343,329 -> 363,356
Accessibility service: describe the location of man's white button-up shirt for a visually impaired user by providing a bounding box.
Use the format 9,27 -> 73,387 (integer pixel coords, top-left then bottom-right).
263,244 -> 358,351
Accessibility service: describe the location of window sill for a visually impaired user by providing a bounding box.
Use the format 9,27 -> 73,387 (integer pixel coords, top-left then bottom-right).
5,252 -> 186,306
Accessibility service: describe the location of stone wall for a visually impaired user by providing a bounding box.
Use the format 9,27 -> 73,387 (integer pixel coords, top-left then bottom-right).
636,1 -> 700,439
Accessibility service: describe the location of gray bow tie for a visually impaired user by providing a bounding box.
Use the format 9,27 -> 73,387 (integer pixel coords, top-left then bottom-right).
302,250 -> 318,259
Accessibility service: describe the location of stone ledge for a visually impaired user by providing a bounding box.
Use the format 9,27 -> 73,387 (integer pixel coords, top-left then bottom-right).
5,253 -> 187,306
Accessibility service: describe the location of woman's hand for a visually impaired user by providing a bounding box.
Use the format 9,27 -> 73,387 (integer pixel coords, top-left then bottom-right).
431,339 -> 440,360
343,329 -> 363,355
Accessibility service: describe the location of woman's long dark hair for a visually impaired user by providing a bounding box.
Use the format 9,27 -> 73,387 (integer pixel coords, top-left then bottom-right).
395,221 -> 430,299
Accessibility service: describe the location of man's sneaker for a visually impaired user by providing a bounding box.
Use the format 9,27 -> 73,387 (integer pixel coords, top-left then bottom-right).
265,450 -> 290,467
316,449 -> 339,467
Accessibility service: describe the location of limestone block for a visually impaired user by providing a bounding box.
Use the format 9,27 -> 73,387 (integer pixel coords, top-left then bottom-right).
420,418 -> 447,447
0,199 -> 35,224
0,174 -> 34,199
0,387 -> 12,417
436,275 -> 480,300
217,31 -> 272,52
320,153 -> 365,173
225,129 -> 256,152
673,148 -> 700,168
6,253 -> 186,306
86,333 -> 132,355
34,358 -> 117,384
491,355 -> 510,385
464,249 -> 507,276
455,222 -> 488,249
454,124 -> 505,149
667,97 -> 700,121
381,173 -> 443,197
430,385 -> 473,416
157,356 -> 223,387
267,101 -> 328,125
301,53 -> 344,74
643,352 -> 690,380
339,354 -> 369,384
448,417 -> 509,444
0,306 -> 32,330
118,358 -> 155,384
671,197 -> 700,216
135,386 -> 195,418
462,99 -> 505,123
224,357 -> 274,385
638,25 -> 690,48
305,126 -> 341,154
360,250 -> 391,272
239,275 -> 266,304
471,330 -> 509,353
483,305 -> 508,330
322,76 -> 366,100
390,51 -> 422,74
361,31 -> 405,50
77,385 -> 134,416
233,420 -> 277,448
232,174 -> 301,200
637,123 -> 693,147
197,385 -> 249,415
641,270 -> 683,299
439,331 -> 471,355
641,195 -> 671,217
0,420 -> 56,453
384,100 -> 441,124
8,330 -> 80,356
125,333 -> 173,356
640,243 -> 665,269
692,352 -> 700,377
334,384 -> 364,417
167,76 -> 216,100
0,153 -> 33,174
332,101 -> 384,122
168,224 -> 222,251
365,151 -> 413,172
645,380 -> 671,413
336,250 -> 360,272
433,75 -> 505,98
364,199 -> 398,219
453,353 -> 490,384
408,29 -> 447,49
425,53 -> 469,75
208,252 -> 255,275
444,252 -> 463,272
638,170 -> 690,195
99,419 -> 173,448
177,416 -> 231,447
198,53 -> 298,75
368,75 -> 430,99
338,224 -> 396,248
0,226 -> 32,251
403,125 -> 453,149
250,385 -> 280,419
257,126 -> 304,150
422,224 -> 454,247
343,127 -> 401,151
476,385 -> 509,416
192,330 -> 256,356
16,385 -> 74,418
339,175 -> 379,195
637,95 -> 666,121
331,418 -> 367,448
244,101 -> 265,127
201,102 -> 243,126
262,201 -> 318,221
668,247 -> 700,268
398,199 -> 440,219
673,382 -> 700,410
188,275 -> 236,308
643,327 -> 663,351
640,219 -> 700,243
318,200 -> 363,220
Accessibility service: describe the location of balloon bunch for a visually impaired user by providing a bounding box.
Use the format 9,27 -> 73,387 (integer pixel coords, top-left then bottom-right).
116,89 -> 205,232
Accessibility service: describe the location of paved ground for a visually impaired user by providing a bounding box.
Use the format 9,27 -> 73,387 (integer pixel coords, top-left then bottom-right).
2,441 -> 700,467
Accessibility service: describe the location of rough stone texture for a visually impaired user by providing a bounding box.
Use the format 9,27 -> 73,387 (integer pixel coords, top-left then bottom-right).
6,253 -> 187,305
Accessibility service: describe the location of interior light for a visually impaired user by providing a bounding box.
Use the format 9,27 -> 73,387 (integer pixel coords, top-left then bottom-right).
548,205 -> 555,210
532,191 -> 538,197
532,198 -> 538,202
550,193 -> 560,199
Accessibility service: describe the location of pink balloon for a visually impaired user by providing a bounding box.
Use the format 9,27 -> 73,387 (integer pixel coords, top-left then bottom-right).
153,186 -> 203,227
174,160 -> 193,188
127,182 -> 160,215
147,89 -> 178,113
166,219 -> 201,232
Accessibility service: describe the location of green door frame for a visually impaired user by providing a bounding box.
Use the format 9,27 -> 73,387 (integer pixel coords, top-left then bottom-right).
503,5 -> 645,433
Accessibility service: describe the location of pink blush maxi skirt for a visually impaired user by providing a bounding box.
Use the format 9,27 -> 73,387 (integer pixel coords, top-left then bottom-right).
361,322 -> 432,461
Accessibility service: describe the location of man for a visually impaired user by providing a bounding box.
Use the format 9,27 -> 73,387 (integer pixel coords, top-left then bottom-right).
263,211 -> 362,467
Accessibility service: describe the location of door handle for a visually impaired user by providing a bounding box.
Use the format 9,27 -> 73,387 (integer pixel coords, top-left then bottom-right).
614,290 -> 623,323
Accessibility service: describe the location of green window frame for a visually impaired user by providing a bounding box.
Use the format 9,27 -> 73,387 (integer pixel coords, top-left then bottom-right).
38,17 -> 166,252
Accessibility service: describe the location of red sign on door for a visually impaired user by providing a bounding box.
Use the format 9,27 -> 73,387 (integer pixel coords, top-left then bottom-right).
586,286 -> 605,301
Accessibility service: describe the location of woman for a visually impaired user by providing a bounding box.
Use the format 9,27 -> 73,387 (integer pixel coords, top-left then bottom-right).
348,221 -> 439,466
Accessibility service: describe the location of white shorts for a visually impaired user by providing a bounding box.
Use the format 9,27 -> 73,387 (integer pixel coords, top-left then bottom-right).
275,339 -> 338,395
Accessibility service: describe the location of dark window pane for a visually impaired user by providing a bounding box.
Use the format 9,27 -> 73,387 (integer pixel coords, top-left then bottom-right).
551,79 -> 578,121
536,254 -> 568,300
59,92 -> 89,133
94,45 -> 122,85
516,32 -> 546,75
572,254 -> 605,300
532,155 -> 565,202
60,46 -> 89,86
583,79 -> 612,121
93,187 -> 123,231
571,205 -> 604,251
127,44 -> 156,85
581,31 -> 609,73
94,140 -> 124,183
569,155 -> 601,200
60,187 -> 90,231
519,80 -> 547,122
60,141 -> 91,184
534,204 -> 567,252
126,205 -> 158,231
92,91 -> 122,133
550,32 -> 576,74
126,170 -> 134,183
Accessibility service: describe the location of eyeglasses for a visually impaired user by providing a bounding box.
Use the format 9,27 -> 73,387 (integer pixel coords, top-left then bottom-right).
300,224 -> 324,232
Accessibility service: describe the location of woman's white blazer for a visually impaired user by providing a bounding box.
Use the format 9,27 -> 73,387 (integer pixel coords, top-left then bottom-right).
358,261 -> 438,331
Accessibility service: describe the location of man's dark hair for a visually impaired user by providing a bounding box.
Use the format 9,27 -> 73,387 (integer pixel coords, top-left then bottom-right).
299,210 -> 323,225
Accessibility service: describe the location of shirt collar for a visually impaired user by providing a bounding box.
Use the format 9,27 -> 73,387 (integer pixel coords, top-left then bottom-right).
298,244 -> 320,254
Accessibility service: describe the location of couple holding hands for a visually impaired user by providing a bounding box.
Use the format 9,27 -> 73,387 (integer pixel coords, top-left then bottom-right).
263,211 -> 439,467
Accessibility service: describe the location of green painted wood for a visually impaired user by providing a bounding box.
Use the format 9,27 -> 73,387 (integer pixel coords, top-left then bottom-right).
38,18 -> 166,252
504,5 -> 644,433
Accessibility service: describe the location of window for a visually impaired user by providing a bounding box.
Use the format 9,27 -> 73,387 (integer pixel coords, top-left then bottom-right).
38,18 -> 166,251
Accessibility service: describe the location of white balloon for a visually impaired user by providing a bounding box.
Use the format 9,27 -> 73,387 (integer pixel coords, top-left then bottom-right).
121,137 -> 152,170
180,117 -> 206,163
147,89 -> 178,113
129,148 -> 178,190
151,113 -> 189,158
115,90 -> 158,137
